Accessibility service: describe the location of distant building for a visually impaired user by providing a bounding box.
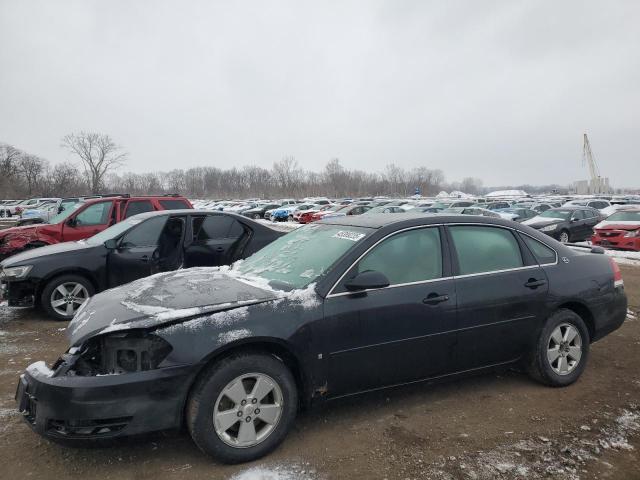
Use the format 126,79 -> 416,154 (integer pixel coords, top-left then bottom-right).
573,177 -> 611,195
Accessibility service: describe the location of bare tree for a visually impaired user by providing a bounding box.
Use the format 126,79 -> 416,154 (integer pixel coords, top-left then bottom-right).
61,132 -> 127,194
18,155 -> 47,195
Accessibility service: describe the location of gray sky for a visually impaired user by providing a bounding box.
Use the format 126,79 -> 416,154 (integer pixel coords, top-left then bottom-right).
1,0 -> 639,187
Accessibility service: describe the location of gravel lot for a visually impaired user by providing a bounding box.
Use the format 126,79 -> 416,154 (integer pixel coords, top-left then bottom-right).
0,265 -> 638,480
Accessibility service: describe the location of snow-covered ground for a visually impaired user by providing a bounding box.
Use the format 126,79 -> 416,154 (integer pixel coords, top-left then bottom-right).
256,219 -> 303,232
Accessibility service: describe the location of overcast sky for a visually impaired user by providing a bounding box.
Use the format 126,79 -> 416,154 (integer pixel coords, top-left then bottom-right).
1,0 -> 639,187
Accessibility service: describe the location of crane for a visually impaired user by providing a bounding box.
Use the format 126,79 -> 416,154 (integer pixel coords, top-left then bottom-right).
582,133 -> 607,194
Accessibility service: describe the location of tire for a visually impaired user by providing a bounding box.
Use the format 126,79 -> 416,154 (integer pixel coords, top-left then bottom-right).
187,352 -> 298,464
528,309 -> 589,387
41,274 -> 95,321
559,230 -> 570,243
253,214 -> 261,219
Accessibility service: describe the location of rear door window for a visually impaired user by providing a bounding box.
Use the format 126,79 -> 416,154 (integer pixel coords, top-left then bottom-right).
521,235 -> 557,265
193,215 -> 245,240
449,226 -> 523,275
124,200 -> 155,219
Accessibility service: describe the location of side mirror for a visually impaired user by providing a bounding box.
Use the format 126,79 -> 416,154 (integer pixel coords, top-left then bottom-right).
344,270 -> 390,291
104,239 -> 118,250
67,217 -> 77,227
58,206 -> 64,214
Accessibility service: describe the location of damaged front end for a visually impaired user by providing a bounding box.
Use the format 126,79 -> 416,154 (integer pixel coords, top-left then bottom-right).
16,330 -> 195,441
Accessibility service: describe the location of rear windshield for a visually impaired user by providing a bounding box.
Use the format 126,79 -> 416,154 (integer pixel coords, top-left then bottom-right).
159,199 -> 190,210
607,211 -> 640,222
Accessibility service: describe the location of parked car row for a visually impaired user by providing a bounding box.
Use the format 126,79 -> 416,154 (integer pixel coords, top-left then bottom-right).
11,212 -> 628,464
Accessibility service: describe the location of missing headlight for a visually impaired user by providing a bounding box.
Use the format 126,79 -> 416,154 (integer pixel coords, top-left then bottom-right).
69,332 -> 172,376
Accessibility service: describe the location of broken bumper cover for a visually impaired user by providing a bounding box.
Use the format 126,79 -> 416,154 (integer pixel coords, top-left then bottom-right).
2,280 -> 36,307
15,362 -> 196,440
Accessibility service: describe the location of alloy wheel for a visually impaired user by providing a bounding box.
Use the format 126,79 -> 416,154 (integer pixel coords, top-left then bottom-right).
547,322 -> 582,375
559,231 -> 569,243
50,282 -> 89,317
213,373 -> 283,448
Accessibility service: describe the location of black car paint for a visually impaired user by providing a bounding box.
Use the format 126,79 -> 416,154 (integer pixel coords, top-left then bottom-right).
1,210 -> 283,308
524,206 -> 601,241
16,214 -> 627,442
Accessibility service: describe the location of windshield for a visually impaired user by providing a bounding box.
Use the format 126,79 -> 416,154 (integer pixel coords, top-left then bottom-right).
85,217 -> 146,245
539,210 -> 571,220
235,223 -> 371,289
48,202 -> 84,224
607,211 -> 640,222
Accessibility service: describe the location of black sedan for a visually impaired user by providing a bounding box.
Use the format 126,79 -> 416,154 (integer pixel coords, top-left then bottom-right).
241,203 -> 282,220
522,206 -> 601,243
16,214 -> 627,463
0,210 -> 282,320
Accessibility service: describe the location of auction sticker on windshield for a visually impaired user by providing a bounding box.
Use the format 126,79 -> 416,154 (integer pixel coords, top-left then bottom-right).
333,231 -> 366,242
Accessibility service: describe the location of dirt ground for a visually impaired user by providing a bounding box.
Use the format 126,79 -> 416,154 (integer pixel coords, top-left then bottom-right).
1,266 -> 639,480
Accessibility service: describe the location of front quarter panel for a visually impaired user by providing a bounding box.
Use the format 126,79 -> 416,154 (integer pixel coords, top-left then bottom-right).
153,295 -> 324,391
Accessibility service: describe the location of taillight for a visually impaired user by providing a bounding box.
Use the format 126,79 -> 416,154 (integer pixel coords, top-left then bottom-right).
610,257 -> 623,287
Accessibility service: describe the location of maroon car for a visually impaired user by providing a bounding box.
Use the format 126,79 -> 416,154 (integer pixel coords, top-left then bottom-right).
0,195 -> 192,260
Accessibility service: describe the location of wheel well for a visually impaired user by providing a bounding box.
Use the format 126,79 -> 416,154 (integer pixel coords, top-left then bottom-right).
37,270 -> 99,303
187,341 -> 309,411
557,302 -> 595,340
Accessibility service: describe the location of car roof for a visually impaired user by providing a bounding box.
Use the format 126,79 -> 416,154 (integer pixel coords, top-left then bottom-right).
319,212 -> 525,230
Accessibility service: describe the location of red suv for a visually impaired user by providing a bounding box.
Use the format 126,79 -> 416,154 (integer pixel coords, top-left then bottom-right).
0,195 -> 192,260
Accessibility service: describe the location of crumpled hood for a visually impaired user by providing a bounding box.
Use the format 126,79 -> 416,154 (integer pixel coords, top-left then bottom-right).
0,224 -> 39,239
67,267 -> 279,346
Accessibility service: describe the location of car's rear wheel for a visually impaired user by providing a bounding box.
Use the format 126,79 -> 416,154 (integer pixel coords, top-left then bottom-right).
187,352 -> 297,464
41,274 -> 94,321
528,309 -> 589,387
559,230 -> 570,243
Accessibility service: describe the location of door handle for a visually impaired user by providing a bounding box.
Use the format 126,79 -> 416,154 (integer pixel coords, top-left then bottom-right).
423,293 -> 449,305
214,247 -> 225,252
524,278 -> 546,288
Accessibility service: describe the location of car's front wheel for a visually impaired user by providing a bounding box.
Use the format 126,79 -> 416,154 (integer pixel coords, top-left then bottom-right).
41,274 -> 94,321
528,309 -> 589,387
252,214 -> 261,219
187,352 -> 298,464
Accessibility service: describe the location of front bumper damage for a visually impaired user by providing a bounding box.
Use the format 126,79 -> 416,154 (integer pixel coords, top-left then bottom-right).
1,280 -> 36,307
15,340 -> 196,441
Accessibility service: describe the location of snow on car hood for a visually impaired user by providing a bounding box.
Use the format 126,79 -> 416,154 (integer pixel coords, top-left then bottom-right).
67,267 -> 278,345
67,266 -> 320,346
522,216 -> 564,227
595,220 -> 640,230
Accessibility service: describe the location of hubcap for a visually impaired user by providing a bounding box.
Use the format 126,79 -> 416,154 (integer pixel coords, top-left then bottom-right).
547,323 -> 582,375
50,282 -> 89,317
560,232 -> 569,243
213,373 -> 283,448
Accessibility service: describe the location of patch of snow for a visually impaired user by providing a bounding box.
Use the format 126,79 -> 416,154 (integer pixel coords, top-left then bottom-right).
0,408 -> 18,419
218,328 -> 252,343
230,464 -> 317,480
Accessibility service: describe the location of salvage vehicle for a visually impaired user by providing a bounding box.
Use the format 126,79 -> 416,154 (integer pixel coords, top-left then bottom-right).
522,207 -> 601,243
495,207 -> 538,222
242,203 -> 281,220
0,194 -> 192,260
591,209 -> 640,251
16,214 -> 627,463
1,210 -> 282,320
